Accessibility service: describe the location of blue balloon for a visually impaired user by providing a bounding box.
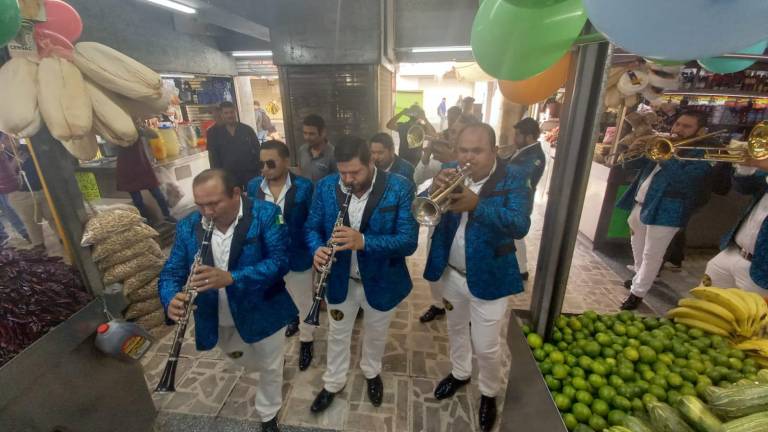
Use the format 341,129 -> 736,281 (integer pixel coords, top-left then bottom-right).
699,40 -> 768,74
583,0 -> 768,60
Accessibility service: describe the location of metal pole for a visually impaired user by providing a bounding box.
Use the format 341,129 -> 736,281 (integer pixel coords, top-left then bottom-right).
530,38 -> 612,337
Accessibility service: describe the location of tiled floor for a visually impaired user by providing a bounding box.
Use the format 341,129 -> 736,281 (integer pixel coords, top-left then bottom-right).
147,194 -> 705,431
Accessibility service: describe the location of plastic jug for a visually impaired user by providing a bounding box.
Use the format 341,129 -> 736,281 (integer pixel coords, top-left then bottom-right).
158,125 -> 181,157
94,319 -> 154,361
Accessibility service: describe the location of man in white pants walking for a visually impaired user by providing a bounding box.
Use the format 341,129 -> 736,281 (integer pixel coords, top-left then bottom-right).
247,140 -> 317,371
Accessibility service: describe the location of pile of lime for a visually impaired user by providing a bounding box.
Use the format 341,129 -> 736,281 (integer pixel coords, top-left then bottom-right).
524,310 -> 763,432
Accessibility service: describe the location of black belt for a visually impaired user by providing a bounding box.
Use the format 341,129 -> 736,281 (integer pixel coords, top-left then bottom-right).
448,264 -> 467,277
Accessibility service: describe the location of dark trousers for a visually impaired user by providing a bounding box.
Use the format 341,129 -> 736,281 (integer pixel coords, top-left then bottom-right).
665,229 -> 686,266
130,187 -> 171,220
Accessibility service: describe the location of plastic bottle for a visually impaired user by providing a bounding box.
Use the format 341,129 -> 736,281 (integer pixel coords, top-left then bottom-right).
95,319 -> 154,361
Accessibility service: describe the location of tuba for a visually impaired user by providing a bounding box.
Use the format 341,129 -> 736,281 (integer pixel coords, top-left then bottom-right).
673,121 -> 768,163
411,164 -> 471,226
155,217 -> 215,393
406,123 -> 442,149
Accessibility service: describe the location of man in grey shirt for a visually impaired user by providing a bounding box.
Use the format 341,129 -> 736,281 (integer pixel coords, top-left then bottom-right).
297,114 -> 336,183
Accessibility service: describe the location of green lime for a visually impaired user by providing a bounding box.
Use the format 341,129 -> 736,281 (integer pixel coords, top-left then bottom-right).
543,343 -> 556,354
557,341 -> 569,352
650,376 -> 668,391
527,333 -> 543,349
680,368 -> 698,383
549,351 -> 565,364
591,399 -> 610,417
617,366 -> 635,381
673,357 -> 688,368
648,339 -> 665,354
667,390 -> 682,406
626,326 -> 641,338
588,374 -> 605,389
607,409 -> 626,426
602,347 -> 617,359
554,393 -> 572,411
658,353 -> 675,366
638,346 -> 657,364
641,370 -> 656,381
575,390 -> 594,405
566,353 -> 578,367
623,347 -> 640,362
553,364 -> 570,380
562,413 -> 578,431
598,385 -> 617,402
570,367 -> 586,379
617,311 -> 634,323
649,384 -> 667,401
642,393 -> 658,407
552,329 -> 563,342
589,414 -> 608,431
572,376 -> 590,391
728,357 -> 743,370
666,373 -> 683,388
680,385 -> 697,397
591,361 -> 608,377
585,341 -> 602,358
595,332 -> 612,347
572,402 -> 592,422
533,348 -> 547,362
627,339 -> 641,348
613,322 -> 628,336
540,361 -> 553,375
555,315 -> 568,329
612,395 -> 632,411
631,397 -> 644,413
643,317 -> 660,329
635,380 -> 650,394
688,359 -> 705,373
578,355 -> 593,371
522,324 -> 532,335
562,385 -> 577,399
569,317 -> 583,331
688,328 -> 704,338
608,375 -> 624,388
545,375 -> 561,391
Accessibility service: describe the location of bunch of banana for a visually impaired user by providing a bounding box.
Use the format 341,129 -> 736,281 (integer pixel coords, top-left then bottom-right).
666,287 -> 768,340
733,339 -> 768,368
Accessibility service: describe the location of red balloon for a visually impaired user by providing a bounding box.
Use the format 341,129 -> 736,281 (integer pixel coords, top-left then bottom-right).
34,27 -> 74,58
36,0 -> 82,43
498,52 -> 572,105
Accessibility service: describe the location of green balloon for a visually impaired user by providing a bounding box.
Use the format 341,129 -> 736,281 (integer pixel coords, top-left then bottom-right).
0,0 -> 21,48
471,0 -> 587,81
502,0 -> 569,8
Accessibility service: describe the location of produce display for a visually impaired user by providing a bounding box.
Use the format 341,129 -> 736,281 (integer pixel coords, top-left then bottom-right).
0,246 -> 92,367
524,307 -> 768,432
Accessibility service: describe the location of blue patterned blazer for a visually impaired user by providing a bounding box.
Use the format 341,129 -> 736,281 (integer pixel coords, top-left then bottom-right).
424,158 -> 533,300
304,169 -> 418,311
505,142 -> 546,192
389,155 -> 415,184
617,157 -> 711,228
159,197 -> 297,351
720,171 -> 768,290
246,172 -> 314,272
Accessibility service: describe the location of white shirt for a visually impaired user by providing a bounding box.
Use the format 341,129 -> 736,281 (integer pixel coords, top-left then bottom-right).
339,168 -> 376,279
448,161 -> 497,272
260,174 -> 292,213
210,199 -> 244,327
635,164 -> 661,204
414,157 -> 443,186
734,170 -> 768,255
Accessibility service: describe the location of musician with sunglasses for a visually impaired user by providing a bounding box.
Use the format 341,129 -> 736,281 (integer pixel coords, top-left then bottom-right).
246,140 -> 316,371
159,169 -> 297,432
304,136 -> 418,413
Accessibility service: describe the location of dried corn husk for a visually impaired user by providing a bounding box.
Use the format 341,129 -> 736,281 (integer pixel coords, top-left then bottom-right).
91,224 -> 159,261
127,277 -> 159,304
38,57 -> 92,142
85,80 -> 138,147
123,262 -> 163,294
0,58 -> 40,136
61,132 -> 98,161
103,254 -> 164,285
81,208 -> 144,246
97,239 -> 162,270
16,111 -> 42,139
124,297 -> 162,320
73,42 -> 162,100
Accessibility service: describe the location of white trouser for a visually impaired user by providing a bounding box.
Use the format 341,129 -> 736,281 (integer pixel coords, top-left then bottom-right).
515,238 -> 527,273
217,326 -> 286,422
285,269 -> 315,342
7,190 -> 54,248
323,279 -> 394,393
441,267 -> 509,397
628,204 -> 679,298
705,246 -> 764,294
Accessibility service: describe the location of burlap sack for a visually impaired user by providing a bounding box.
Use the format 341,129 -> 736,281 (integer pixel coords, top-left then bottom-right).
127,277 -> 159,304
133,309 -> 166,329
91,224 -> 158,261
98,239 -> 162,271
124,297 -> 162,320
103,254 -> 164,285
123,262 -> 163,294
81,209 -> 143,246
147,324 -> 172,340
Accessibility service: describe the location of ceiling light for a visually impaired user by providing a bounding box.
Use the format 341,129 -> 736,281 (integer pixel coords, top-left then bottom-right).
232,51 -> 273,57
160,73 -> 195,79
408,46 -> 473,53
144,0 -> 196,14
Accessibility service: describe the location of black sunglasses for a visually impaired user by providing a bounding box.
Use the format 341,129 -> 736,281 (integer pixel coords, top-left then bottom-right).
258,160 -> 277,170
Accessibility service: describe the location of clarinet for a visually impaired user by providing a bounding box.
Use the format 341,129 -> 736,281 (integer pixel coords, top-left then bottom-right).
304,190 -> 353,326
155,217 -> 215,393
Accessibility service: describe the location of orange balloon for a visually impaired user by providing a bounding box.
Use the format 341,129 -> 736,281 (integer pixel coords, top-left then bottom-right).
498,52 -> 572,104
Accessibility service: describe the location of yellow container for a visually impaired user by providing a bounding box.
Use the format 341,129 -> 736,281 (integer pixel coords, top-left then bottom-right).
158,126 -> 180,157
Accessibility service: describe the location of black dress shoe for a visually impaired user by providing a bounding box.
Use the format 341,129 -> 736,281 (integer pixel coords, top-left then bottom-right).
433,374 -> 471,400
367,375 -> 383,407
419,305 -> 446,323
299,341 -> 313,371
261,416 -> 280,432
521,271 -> 529,281
310,388 -> 338,413
620,293 -> 643,311
285,316 -> 299,337
623,279 -> 632,289
478,395 -> 497,432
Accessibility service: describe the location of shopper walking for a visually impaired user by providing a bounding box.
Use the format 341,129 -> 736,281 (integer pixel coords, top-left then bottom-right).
247,140 -> 316,370
207,101 -> 261,188
0,136 -> 29,244
437,97 -> 447,130
424,123 -> 532,432
297,114 -> 336,183
160,169 -> 296,432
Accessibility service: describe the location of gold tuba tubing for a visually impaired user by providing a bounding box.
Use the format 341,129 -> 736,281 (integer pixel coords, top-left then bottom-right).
406,123 -> 442,149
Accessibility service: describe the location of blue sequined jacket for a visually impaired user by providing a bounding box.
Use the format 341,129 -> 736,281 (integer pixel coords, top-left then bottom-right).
389,155 -> 415,184
424,158 -> 533,300
158,197 -> 297,351
304,170 -> 418,311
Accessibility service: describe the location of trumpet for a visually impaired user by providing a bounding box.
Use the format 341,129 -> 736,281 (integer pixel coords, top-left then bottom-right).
155,217 -> 215,393
612,129 -> 728,165
673,121 -> 768,163
406,123 -> 443,149
304,190 -> 353,326
411,164 -> 471,226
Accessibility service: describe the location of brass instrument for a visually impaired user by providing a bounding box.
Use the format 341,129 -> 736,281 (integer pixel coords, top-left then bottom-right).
673,121 -> 768,163
155,217 -> 215,393
613,129 -> 728,165
406,123 -> 442,149
411,164 -> 471,226
304,190 -> 353,326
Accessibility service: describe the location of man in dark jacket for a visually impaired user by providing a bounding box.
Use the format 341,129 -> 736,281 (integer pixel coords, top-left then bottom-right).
369,132 -> 415,183
207,102 -> 261,187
